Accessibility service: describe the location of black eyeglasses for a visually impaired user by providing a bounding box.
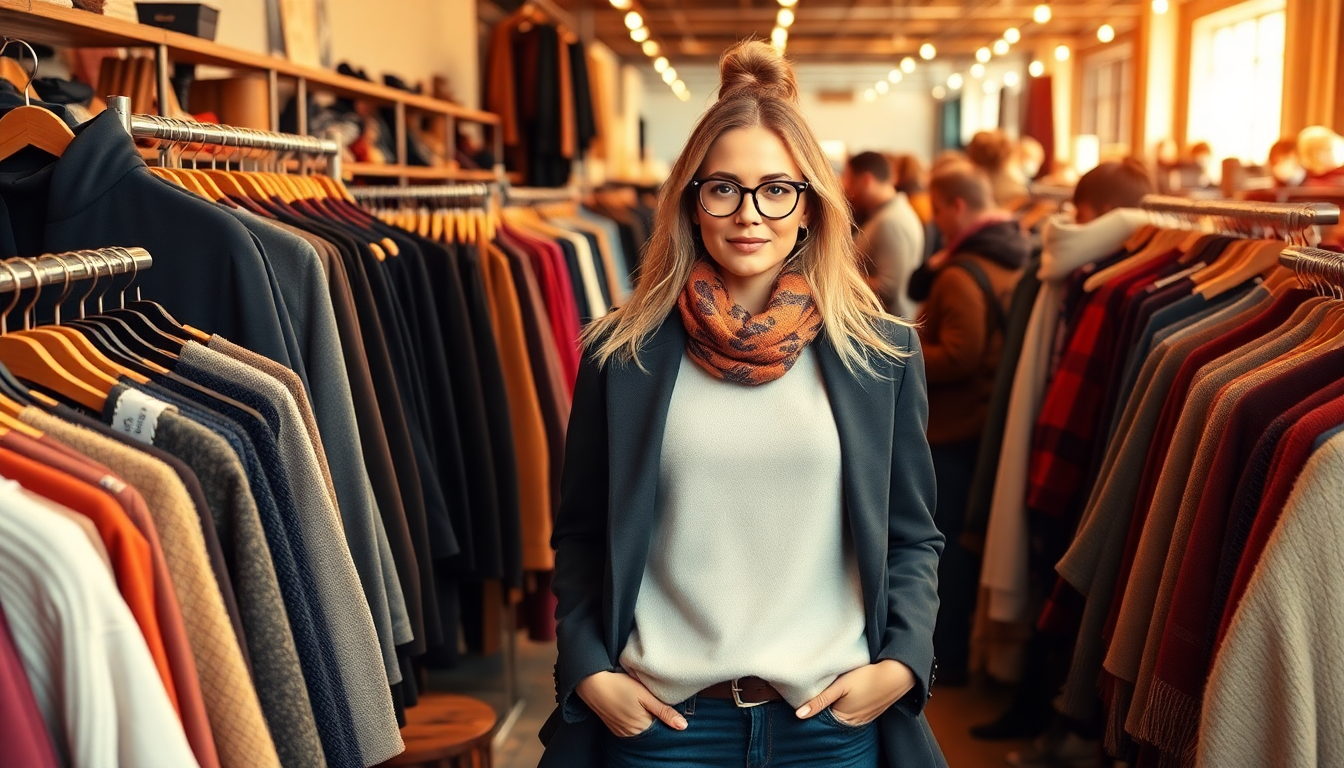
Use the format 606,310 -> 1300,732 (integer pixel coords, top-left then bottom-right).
690,178 -> 810,220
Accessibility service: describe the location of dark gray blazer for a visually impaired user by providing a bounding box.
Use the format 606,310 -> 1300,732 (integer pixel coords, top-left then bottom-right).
540,313 -> 948,768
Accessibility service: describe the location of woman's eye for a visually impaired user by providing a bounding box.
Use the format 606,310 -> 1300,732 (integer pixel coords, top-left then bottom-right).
765,185 -> 788,197
711,184 -> 737,196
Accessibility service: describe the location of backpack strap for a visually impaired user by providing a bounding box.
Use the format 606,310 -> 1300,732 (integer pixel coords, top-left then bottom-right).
948,259 -> 1007,333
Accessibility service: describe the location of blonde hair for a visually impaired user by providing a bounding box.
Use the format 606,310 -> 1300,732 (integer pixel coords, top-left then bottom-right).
584,40 -> 909,374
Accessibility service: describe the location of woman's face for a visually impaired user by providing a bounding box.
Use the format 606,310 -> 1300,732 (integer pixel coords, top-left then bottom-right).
693,125 -> 809,284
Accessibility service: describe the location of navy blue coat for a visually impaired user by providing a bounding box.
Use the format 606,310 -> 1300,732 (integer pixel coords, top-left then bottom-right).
541,313 -> 948,768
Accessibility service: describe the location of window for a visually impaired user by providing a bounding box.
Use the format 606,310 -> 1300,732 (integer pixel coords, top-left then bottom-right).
1186,0 -> 1285,163
1080,44 -> 1133,151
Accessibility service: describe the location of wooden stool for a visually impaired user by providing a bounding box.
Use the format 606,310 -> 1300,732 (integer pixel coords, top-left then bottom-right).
376,693 -> 497,768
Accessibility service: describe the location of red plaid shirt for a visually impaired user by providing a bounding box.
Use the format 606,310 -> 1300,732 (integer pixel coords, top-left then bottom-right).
1026,252 -> 1180,523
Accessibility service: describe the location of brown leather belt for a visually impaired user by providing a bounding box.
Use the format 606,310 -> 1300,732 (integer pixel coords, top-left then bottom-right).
697,677 -> 784,708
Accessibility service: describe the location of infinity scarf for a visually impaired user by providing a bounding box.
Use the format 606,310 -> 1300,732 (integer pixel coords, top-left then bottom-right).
677,260 -> 822,385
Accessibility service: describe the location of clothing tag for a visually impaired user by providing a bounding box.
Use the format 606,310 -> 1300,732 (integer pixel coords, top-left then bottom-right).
111,389 -> 176,445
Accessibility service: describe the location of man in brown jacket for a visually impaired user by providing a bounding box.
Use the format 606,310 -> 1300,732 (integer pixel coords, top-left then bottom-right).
918,160 -> 1028,684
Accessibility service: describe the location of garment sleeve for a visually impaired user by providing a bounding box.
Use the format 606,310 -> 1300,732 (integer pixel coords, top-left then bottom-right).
919,267 -> 989,385
877,327 -> 944,717
550,348 -> 617,723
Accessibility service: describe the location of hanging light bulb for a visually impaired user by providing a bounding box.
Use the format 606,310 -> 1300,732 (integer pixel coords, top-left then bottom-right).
1004,71 -> 1021,87
863,88 -> 877,103
976,46 -> 992,63
901,56 -> 917,73
1055,44 -> 1070,61
678,89 -> 691,101
772,26 -> 789,47
654,56 -> 669,73
630,26 -> 650,42
994,38 -> 1010,56
888,68 -> 903,83
970,63 -> 986,79
672,79 -> 687,94
609,0 -> 630,8
1033,4 -> 1052,23
1004,27 -> 1021,44
624,10 -> 643,29
778,0 -> 797,6
1029,60 -> 1045,77
875,80 -> 890,94
663,67 -> 677,84
932,85 -> 948,100
1097,24 -> 1115,43
1153,0 -> 1169,12
642,40 -> 660,57
948,72 -> 964,90
920,42 -> 936,60
777,8 -> 795,27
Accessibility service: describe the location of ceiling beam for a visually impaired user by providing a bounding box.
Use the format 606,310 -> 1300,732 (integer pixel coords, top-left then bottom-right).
594,4 -> 1141,23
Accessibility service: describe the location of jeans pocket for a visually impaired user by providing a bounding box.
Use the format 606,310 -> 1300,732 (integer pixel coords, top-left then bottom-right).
819,708 -> 870,731
613,719 -> 661,741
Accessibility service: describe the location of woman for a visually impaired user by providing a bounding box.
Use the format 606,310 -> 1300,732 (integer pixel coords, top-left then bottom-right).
965,130 -> 1029,211
890,152 -> 933,225
540,40 -> 946,768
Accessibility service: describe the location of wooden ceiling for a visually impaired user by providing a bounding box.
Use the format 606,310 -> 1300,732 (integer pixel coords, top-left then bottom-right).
555,0 -> 1141,63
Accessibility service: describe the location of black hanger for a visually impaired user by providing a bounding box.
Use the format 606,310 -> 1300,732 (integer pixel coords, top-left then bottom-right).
98,248 -> 192,345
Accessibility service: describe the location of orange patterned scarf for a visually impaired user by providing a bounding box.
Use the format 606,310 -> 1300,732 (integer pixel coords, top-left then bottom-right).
677,260 -> 822,385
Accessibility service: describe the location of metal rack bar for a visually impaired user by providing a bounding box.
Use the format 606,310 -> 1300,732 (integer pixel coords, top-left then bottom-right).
506,185 -> 582,205
0,247 -> 152,294
1280,245 -> 1344,289
349,183 -> 494,201
1140,194 -> 1340,228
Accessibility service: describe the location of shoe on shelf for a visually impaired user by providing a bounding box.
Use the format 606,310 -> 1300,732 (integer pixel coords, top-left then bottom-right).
1004,733 -> 1100,768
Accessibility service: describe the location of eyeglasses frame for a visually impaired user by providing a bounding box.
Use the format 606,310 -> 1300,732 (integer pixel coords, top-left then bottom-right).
689,178 -> 811,220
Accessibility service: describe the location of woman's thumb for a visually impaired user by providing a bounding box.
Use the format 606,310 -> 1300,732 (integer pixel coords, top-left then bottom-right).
795,682 -> 843,719
642,697 -> 688,730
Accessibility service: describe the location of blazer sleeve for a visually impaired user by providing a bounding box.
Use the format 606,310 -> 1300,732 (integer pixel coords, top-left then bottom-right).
550,348 -> 617,723
876,326 -> 945,717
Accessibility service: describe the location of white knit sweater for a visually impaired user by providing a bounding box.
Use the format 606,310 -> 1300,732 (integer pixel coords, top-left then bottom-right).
619,347 -> 871,708
1197,430 -> 1344,768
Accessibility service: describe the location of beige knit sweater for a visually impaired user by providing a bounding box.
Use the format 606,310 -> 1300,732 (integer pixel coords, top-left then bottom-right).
1196,430 -> 1344,768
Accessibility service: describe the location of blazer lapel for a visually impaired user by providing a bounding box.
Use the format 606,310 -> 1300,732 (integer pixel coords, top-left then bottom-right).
816,335 -> 897,656
605,312 -> 687,654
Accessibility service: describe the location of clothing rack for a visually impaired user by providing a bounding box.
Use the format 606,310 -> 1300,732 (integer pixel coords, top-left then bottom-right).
0,247 -> 152,294
1279,245 -> 1344,290
349,183 -> 494,202
1140,194 -> 1341,239
106,96 -> 342,179
506,185 -> 582,205
1029,183 -> 1075,202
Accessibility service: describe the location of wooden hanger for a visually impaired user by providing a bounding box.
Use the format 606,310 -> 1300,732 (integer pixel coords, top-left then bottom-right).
0,262 -> 108,411
1082,225 -> 1188,292
0,40 -> 75,164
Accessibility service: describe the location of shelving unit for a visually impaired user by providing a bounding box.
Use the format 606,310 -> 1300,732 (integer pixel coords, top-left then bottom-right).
0,0 -> 503,185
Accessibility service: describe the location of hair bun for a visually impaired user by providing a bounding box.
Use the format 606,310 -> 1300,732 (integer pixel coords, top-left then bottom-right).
718,40 -> 799,104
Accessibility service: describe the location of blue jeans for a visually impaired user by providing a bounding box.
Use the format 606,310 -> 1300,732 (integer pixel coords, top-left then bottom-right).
604,696 -> 879,768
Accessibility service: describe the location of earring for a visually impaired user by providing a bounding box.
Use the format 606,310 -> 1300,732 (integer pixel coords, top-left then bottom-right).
798,226 -> 809,241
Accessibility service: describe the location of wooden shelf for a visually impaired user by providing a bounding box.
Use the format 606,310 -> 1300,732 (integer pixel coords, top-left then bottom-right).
345,163 -> 501,182
0,0 -> 498,125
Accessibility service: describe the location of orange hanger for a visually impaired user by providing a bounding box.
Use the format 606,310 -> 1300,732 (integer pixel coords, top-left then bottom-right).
0,40 -> 75,163
0,261 -> 108,411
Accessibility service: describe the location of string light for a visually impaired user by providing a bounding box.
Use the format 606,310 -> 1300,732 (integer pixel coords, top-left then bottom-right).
1152,0 -> 1169,12
642,40 -> 660,56
624,10 -> 642,29
993,38 -> 1010,56
1004,27 -> 1021,44
678,90 -> 691,101
901,56 -> 917,73
970,63 -> 986,78
777,8 -> 795,27
888,69 -> 903,83
778,0 -> 797,6
1004,71 -> 1021,87
663,67 -> 677,83
609,0 -> 630,8
1029,60 -> 1045,77
932,85 -> 948,99
672,79 -> 687,94
654,56 -> 669,73
976,46 -> 991,63
863,88 -> 877,102
920,42 -> 936,60
875,80 -> 889,94
947,72 -> 964,90
1097,24 -> 1115,43
1033,4 -> 1051,23
630,26 -> 649,42
1055,44 -> 1070,61
771,26 -> 789,47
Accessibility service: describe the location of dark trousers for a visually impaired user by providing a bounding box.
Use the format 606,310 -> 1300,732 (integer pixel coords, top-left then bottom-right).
930,439 -> 982,674
605,697 -> 878,768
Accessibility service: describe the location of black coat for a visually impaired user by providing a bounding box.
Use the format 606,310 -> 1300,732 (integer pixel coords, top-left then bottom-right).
541,314 -> 949,768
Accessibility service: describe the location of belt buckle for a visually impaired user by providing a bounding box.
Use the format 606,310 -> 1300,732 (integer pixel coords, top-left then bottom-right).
731,678 -> 768,709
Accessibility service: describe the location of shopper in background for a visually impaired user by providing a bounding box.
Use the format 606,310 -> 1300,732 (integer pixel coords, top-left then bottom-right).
917,160 -> 1028,686
543,39 -> 946,768
891,153 -> 933,224
1298,125 -> 1344,186
844,151 -> 926,319
966,130 -> 1029,211
1268,138 -> 1306,188
1072,158 -> 1155,224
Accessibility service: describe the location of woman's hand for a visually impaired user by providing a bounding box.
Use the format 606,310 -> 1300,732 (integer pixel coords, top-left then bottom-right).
794,660 -> 917,726
576,671 -> 689,737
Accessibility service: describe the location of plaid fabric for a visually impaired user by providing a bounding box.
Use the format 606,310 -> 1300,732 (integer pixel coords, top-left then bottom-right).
1027,252 -> 1179,524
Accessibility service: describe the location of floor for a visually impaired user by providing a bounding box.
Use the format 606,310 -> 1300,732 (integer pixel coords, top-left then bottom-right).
445,637 -> 1035,768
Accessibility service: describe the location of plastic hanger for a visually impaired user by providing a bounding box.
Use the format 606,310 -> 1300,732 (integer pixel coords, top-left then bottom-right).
0,39 -> 75,163
91,248 -> 193,350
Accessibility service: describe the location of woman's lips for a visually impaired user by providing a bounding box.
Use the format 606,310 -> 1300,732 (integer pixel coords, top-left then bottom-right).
727,238 -> 768,254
